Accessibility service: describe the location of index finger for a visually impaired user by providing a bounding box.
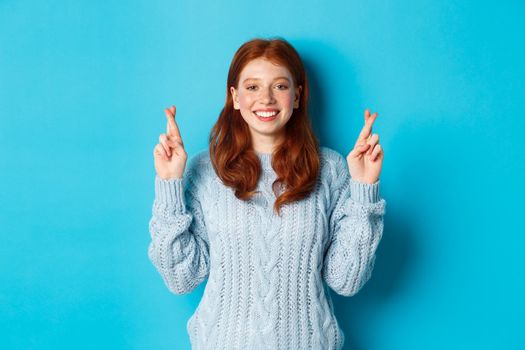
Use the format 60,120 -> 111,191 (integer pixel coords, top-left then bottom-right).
165,106 -> 182,139
356,109 -> 378,144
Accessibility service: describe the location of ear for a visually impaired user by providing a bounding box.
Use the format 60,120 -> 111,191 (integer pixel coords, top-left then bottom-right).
230,86 -> 240,110
294,85 -> 302,109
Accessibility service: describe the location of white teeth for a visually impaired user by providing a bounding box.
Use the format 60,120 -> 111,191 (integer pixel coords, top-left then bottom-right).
255,111 -> 278,117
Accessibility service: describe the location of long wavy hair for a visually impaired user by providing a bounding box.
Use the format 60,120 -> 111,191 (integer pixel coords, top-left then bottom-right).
209,37 -> 320,216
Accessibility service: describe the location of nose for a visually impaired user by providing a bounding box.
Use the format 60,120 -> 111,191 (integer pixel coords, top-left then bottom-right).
260,86 -> 275,104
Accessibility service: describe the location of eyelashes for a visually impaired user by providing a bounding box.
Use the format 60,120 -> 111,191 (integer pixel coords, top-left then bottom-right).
246,84 -> 289,91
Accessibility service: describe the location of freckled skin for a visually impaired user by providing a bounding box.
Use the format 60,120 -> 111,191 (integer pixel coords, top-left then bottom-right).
230,58 -> 302,153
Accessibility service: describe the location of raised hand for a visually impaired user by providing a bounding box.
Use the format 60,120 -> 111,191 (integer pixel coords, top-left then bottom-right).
153,105 -> 188,180
346,109 -> 384,184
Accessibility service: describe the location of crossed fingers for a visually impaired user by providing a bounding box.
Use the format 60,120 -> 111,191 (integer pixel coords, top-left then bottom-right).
352,109 -> 383,161
355,109 -> 377,145
157,106 -> 184,159
165,106 -> 183,144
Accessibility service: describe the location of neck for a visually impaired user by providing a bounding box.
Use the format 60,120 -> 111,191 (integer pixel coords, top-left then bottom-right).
251,132 -> 284,154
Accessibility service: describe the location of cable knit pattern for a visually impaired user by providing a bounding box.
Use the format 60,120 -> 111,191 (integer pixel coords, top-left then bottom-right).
148,147 -> 386,350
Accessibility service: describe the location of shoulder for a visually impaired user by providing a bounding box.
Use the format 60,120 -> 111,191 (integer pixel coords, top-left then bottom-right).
183,149 -> 214,188
319,146 -> 348,177
318,146 -> 350,191
187,149 -> 211,169
319,146 -> 344,164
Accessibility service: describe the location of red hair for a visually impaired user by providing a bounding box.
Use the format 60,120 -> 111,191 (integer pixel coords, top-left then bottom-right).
209,37 -> 320,215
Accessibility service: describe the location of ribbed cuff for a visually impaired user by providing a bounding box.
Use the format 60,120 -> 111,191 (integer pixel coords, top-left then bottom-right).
349,178 -> 381,204
154,175 -> 186,212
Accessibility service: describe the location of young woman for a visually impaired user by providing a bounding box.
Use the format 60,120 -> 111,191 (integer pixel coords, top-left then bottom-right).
148,37 -> 386,350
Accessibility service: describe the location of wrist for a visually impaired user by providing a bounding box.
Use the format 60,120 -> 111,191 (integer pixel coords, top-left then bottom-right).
157,172 -> 183,180
154,175 -> 186,211
349,178 -> 381,203
351,176 -> 379,185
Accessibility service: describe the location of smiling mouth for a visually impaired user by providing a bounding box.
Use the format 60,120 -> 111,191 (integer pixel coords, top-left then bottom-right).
253,111 -> 279,121
254,110 -> 279,117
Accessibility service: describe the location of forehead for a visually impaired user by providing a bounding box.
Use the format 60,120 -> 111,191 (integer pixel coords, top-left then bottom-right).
239,58 -> 292,81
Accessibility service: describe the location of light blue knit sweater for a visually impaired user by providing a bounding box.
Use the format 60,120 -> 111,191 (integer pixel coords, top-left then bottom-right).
148,147 -> 386,350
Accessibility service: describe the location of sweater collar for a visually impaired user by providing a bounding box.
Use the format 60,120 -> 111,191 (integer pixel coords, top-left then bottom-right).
256,152 -> 273,172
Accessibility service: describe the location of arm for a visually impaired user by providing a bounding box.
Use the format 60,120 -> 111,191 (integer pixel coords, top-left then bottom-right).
322,154 -> 386,296
147,163 -> 210,295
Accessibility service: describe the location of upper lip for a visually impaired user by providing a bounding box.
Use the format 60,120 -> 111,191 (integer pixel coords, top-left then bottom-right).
253,109 -> 279,112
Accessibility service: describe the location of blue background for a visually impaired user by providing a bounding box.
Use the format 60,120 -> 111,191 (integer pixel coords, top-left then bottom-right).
1,0 -> 524,349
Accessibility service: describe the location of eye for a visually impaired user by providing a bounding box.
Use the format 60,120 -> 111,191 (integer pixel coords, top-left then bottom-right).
276,84 -> 289,90
246,85 -> 257,91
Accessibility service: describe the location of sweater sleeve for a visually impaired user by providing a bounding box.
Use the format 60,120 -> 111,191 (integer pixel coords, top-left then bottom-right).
147,156 -> 210,295
322,153 -> 386,297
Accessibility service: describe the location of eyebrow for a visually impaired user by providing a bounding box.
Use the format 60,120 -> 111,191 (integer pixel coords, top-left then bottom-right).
242,76 -> 291,84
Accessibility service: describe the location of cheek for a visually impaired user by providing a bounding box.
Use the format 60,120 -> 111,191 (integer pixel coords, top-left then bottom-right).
282,97 -> 294,109
238,94 -> 254,109
279,91 -> 295,105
